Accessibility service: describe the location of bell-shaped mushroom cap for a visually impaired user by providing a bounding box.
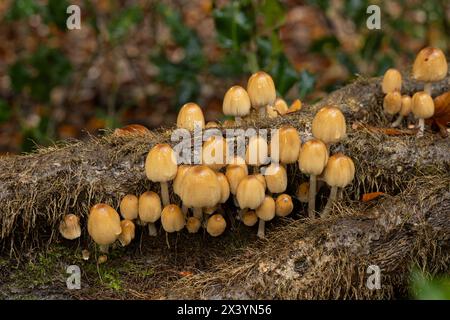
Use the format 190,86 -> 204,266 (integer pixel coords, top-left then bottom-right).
176,102 -> 205,131
271,126 -> 301,164
118,220 -> 135,247
412,91 -> 435,119
180,165 -> 221,208
161,204 -> 185,233
323,153 -> 355,188
296,182 -> 309,203
173,165 -> 192,196
225,157 -> 248,195
400,95 -> 412,116
245,135 -> 269,166
202,135 -> 228,171
264,164 -> 287,194
119,194 -> 139,220
59,214 -> 81,240
186,217 -> 201,233
223,85 -> 251,117
382,68 -> 402,94
247,71 -> 276,109
275,194 -> 294,217
236,175 -> 266,209
216,172 -> 230,204
298,139 -> 329,176
383,91 -> 402,115
113,124 -> 150,137
145,144 -> 178,182
255,196 -> 276,221
312,106 -> 346,144
206,121 -> 219,128
412,47 -> 448,82
138,191 -> 162,223
242,210 -> 258,227
274,98 -> 289,115
87,204 -> 122,246
204,205 -> 218,215
206,214 -> 227,237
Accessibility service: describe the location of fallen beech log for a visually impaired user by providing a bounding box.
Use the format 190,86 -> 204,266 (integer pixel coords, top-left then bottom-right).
0,74 -> 448,253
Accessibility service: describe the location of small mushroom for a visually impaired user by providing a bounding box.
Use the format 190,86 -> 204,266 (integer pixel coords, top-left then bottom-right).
296,182 -> 310,203
173,164 -> 192,216
381,68 -> 402,94
412,91 -> 435,137
206,214 -> 227,237
312,106 -> 346,148
275,194 -> 294,217
412,47 -> 448,95
298,139 -> 329,218
138,191 -> 162,236
236,175 -> 266,210
59,214 -> 81,240
255,195 -> 275,239
391,95 -> 412,128
98,255 -> 108,264
264,163 -> 287,194
176,102 -> 205,131
383,91 -> 402,116
273,98 -> 289,115
119,194 -> 139,220
179,166 -> 221,221
225,156 -> 248,195
202,135 -> 228,171
242,210 -> 258,227
118,220 -> 135,247
216,172 -> 230,204
161,204 -> 185,233
270,125 -> 301,165
145,143 -> 178,206
186,217 -> 201,233
245,135 -> 269,173
322,153 -> 355,218
223,85 -> 251,124
266,105 -> 279,119
247,71 -> 276,118
87,204 -> 122,253
206,121 -> 219,128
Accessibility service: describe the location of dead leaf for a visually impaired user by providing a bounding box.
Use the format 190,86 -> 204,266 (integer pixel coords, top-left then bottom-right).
286,99 -> 302,113
179,271 -> 193,277
428,91 -> 450,137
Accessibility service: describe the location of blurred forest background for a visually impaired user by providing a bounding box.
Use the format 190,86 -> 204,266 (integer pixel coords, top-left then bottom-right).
0,0 -> 448,154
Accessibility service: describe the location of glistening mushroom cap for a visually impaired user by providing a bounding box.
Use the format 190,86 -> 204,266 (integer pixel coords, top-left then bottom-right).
271,126 -> 301,164
236,175 -> 266,209
138,191 -> 162,224
87,204 -> 122,246
383,91 -> 402,115
412,91 -> 435,119
59,214 -> 81,240
145,144 -> 178,182
202,135 -> 228,171
173,165 -> 192,196
400,95 -> 412,116
245,135 -> 269,166
161,204 -> 185,233
180,166 -> 221,208
242,210 -> 258,227
186,217 -> 201,233
296,182 -> 309,203
119,194 -> 139,220
255,196 -> 276,221
118,220 -> 135,247
206,214 -> 227,237
264,164 -> 287,194
223,86 -> 251,117
382,68 -> 402,94
298,139 -> 329,176
274,98 -> 289,115
275,194 -> 294,217
312,106 -> 346,144
247,71 -> 276,109
225,157 -> 248,195
216,172 -> 230,204
323,153 -> 355,188
412,47 -> 448,82
176,102 -> 205,130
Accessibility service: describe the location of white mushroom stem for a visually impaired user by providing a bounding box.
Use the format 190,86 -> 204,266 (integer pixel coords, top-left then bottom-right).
417,118 -> 425,138
148,223 -> 157,236
391,114 -> 404,127
193,207 -> 203,221
308,175 -> 317,219
181,204 -> 188,218
322,186 -> 338,218
160,182 -> 170,206
258,107 -> 266,118
99,244 -> 109,254
257,219 -> 265,239
424,83 -> 432,96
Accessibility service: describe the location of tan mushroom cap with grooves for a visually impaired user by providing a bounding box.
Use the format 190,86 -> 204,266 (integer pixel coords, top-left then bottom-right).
274,98 -> 289,115
247,71 -> 276,109
264,164 -> 287,194
383,91 -> 402,115
271,126 -> 301,164
255,196 -> 276,221
223,85 -> 251,117
275,194 -> 294,217
180,166 -> 221,208
312,106 -> 346,144
236,175 -> 266,209
145,144 -> 178,182
298,139 -> 329,176
138,191 -> 162,223
59,214 -> 81,240
186,217 -> 201,233
118,220 -> 135,247
242,210 -> 258,227
246,135 -> 269,166
225,157 -> 248,195
216,172 -> 230,204
202,135 -> 228,171
173,164 -> 192,196
177,102 -> 205,130
382,68 -> 402,94
400,95 -> 412,116
412,91 -> 435,119
119,194 -> 139,220
206,214 -> 227,237
323,153 -> 355,188
161,204 -> 185,233
412,47 -> 448,82
87,204 -> 122,246
296,182 -> 309,203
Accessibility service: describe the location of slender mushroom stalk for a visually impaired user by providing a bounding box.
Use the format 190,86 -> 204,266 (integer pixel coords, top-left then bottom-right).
391,95 -> 412,128
257,219 -> 266,239
247,71 -> 276,119
298,139 -> 329,219
255,195 -> 275,239
412,92 -> 435,138
424,83 -> 432,96
193,207 -> 203,220
160,182 -> 170,207
321,153 -> 355,218
258,107 -> 266,118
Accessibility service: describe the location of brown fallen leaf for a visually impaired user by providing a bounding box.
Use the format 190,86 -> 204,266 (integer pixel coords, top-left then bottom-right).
113,124 -> 151,137
362,192 -> 385,202
179,271 -> 193,277
286,99 -> 302,113
427,91 -> 450,137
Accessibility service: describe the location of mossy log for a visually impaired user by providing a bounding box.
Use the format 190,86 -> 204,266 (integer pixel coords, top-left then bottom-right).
0,73 -> 449,299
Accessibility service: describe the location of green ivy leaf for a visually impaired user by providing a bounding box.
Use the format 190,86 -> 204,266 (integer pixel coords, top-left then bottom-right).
298,70 -> 316,99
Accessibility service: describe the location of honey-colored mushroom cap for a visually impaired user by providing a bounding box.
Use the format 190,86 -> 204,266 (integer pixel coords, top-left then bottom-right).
145,144 -> 178,182
138,191 -> 162,223
87,204 -> 122,246
119,194 -> 139,220
118,220 -> 135,247
312,106 -> 346,144
176,102 -> 205,130
323,153 -> 355,188
223,86 -> 251,117
264,164 -> 287,194
298,139 -> 329,176
383,91 -> 402,115
412,91 -> 435,119
412,47 -> 448,82
247,71 -> 276,109
59,214 -> 81,240
382,68 -> 402,94
161,204 -> 185,233
236,175 -> 266,209
275,194 -> 294,217
271,126 -> 301,164
180,166 -> 222,208
206,214 -> 227,237
255,196 -> 276,221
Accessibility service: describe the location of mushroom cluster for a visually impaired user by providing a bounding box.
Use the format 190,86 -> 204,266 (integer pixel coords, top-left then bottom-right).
381,47 -> 448,136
